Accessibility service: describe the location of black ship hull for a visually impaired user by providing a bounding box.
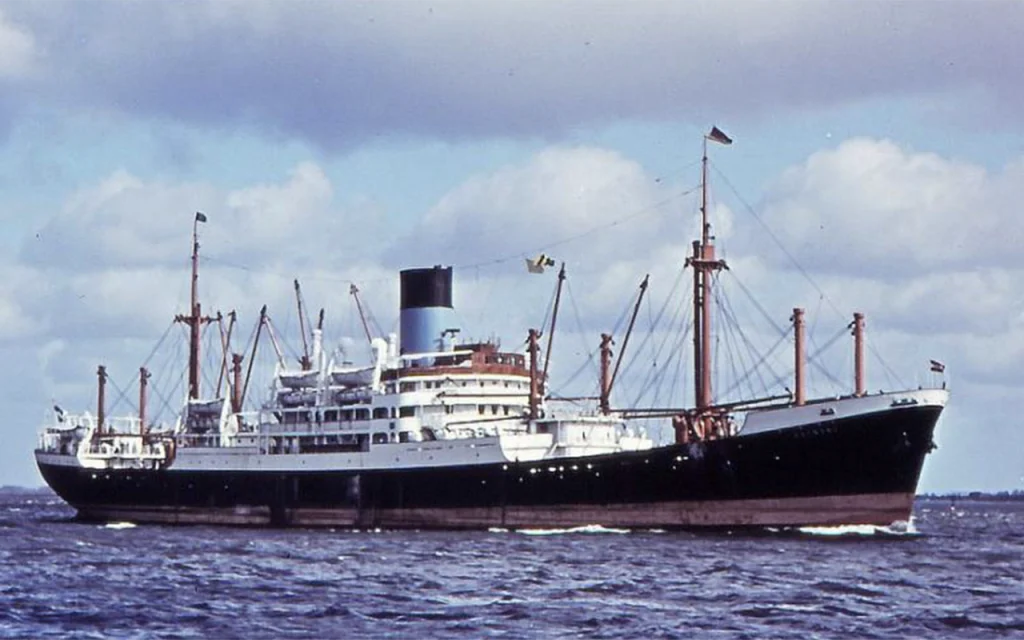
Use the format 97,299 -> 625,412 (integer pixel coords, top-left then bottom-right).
37,405 -> 941,530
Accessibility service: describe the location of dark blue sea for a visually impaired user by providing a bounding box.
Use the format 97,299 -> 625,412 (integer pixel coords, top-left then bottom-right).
1,490 -> 1021,639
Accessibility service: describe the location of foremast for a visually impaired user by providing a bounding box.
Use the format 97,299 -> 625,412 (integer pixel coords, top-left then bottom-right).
680,128 -> 731,439
174,212 -> 215,400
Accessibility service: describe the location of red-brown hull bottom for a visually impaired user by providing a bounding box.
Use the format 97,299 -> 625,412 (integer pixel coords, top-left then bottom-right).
73,492 -> 914,530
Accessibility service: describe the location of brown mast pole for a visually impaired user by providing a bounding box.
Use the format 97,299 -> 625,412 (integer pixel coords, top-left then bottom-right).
188,213 -> 203,400
599,333 -> 613,415
691,240 -> 703,409
609,274 -> 649,394
97,365 -> 107,434
853,312 -> 866,397
792,308 -> 805,406
541,262 -> 566,388
242,305 -> 268,407
231,354 -> 244,413
139,366 -> 150,435
698,137 -> 714,411
350,284 -> 374,345
528,329 -> 540,421
294,280 -> 311,370
215,312 -> 227,397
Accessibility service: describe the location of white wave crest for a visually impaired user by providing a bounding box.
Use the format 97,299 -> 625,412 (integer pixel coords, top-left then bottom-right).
799,518 -> 918,537
517,524 -> 630,536
102,522 -> 136,530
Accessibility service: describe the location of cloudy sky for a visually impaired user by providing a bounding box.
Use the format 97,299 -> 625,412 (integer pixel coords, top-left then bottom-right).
2,0 -> 1022,492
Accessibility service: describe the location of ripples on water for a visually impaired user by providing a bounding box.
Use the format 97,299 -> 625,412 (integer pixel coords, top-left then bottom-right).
1,491 -> 1021,639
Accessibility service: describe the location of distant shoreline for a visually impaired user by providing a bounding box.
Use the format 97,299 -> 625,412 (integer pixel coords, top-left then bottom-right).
0,485 -> 55,495
918,491 -> 1024,502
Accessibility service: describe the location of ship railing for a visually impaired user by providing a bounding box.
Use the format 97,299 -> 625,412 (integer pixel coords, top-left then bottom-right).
38,413 -> 148,454
256,419 -> 371,436
95,416 -> 145,434
42,412 -> 97,432
81,435 -> 168,460
38,428 -> 86,454
174,433 -> 230,449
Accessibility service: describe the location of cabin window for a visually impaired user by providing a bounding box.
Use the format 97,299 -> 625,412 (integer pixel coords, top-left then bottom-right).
390,407 -> 397,419
372,433 -> 388,444
503,406 -> 510,416
400,382 -> 416,392
444,405 -> 452,414
399,406 -> 416,418
399,431 -> 412,443
355,409 -> 370,421
491,404 -> 499,415
478,405 -> 485,415
324,410 -> 339,422
341,409 -> 353,422
372,407 -> 388,419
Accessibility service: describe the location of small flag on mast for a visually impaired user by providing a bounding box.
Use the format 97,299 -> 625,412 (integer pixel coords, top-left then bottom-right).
195,211 -> 208,223
525,254 -> 556,274
706,126 -> 733,145
930,359 -> 945,373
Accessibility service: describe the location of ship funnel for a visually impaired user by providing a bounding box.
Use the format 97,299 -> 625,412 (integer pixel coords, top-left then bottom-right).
399,266 -> 457,357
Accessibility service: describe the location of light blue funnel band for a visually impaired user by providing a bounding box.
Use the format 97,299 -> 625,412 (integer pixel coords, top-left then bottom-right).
400,307 -> 457,355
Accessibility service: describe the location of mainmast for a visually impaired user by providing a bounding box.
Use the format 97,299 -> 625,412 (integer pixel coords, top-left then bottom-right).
175,212 -> 214,400
686,128 -> 731,412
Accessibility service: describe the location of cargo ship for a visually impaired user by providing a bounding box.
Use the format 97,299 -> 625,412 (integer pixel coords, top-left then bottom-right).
35,130 -> 948,529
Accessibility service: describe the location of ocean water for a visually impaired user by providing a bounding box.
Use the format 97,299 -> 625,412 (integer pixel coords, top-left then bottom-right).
1,491 -> 1021,639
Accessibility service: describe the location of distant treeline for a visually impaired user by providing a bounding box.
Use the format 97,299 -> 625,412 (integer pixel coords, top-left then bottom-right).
919,490 -> 1024,502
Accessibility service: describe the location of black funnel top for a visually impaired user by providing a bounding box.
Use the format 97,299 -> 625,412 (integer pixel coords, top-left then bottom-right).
400,266 -> 453,310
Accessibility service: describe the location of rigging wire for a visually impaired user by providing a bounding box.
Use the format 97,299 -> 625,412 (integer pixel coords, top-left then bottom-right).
455,184 -> 702,271
618,267 -> 686,385
149,327 -> 187,424
715,279 -> 773,398
620,267 -> 688,408
721,281 -> 776,396
712,163 -> 907,389
758,323 -> 849,396
718,327 -> 791,401
139,321 -> 178,370
564,280 -> 599,383
637,288 -> 691,409
104,372 -> 131,418
805,324 -> 852,389
713,279 -> 763,401
726,272 -> 789,336
647,318 -> 691,410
